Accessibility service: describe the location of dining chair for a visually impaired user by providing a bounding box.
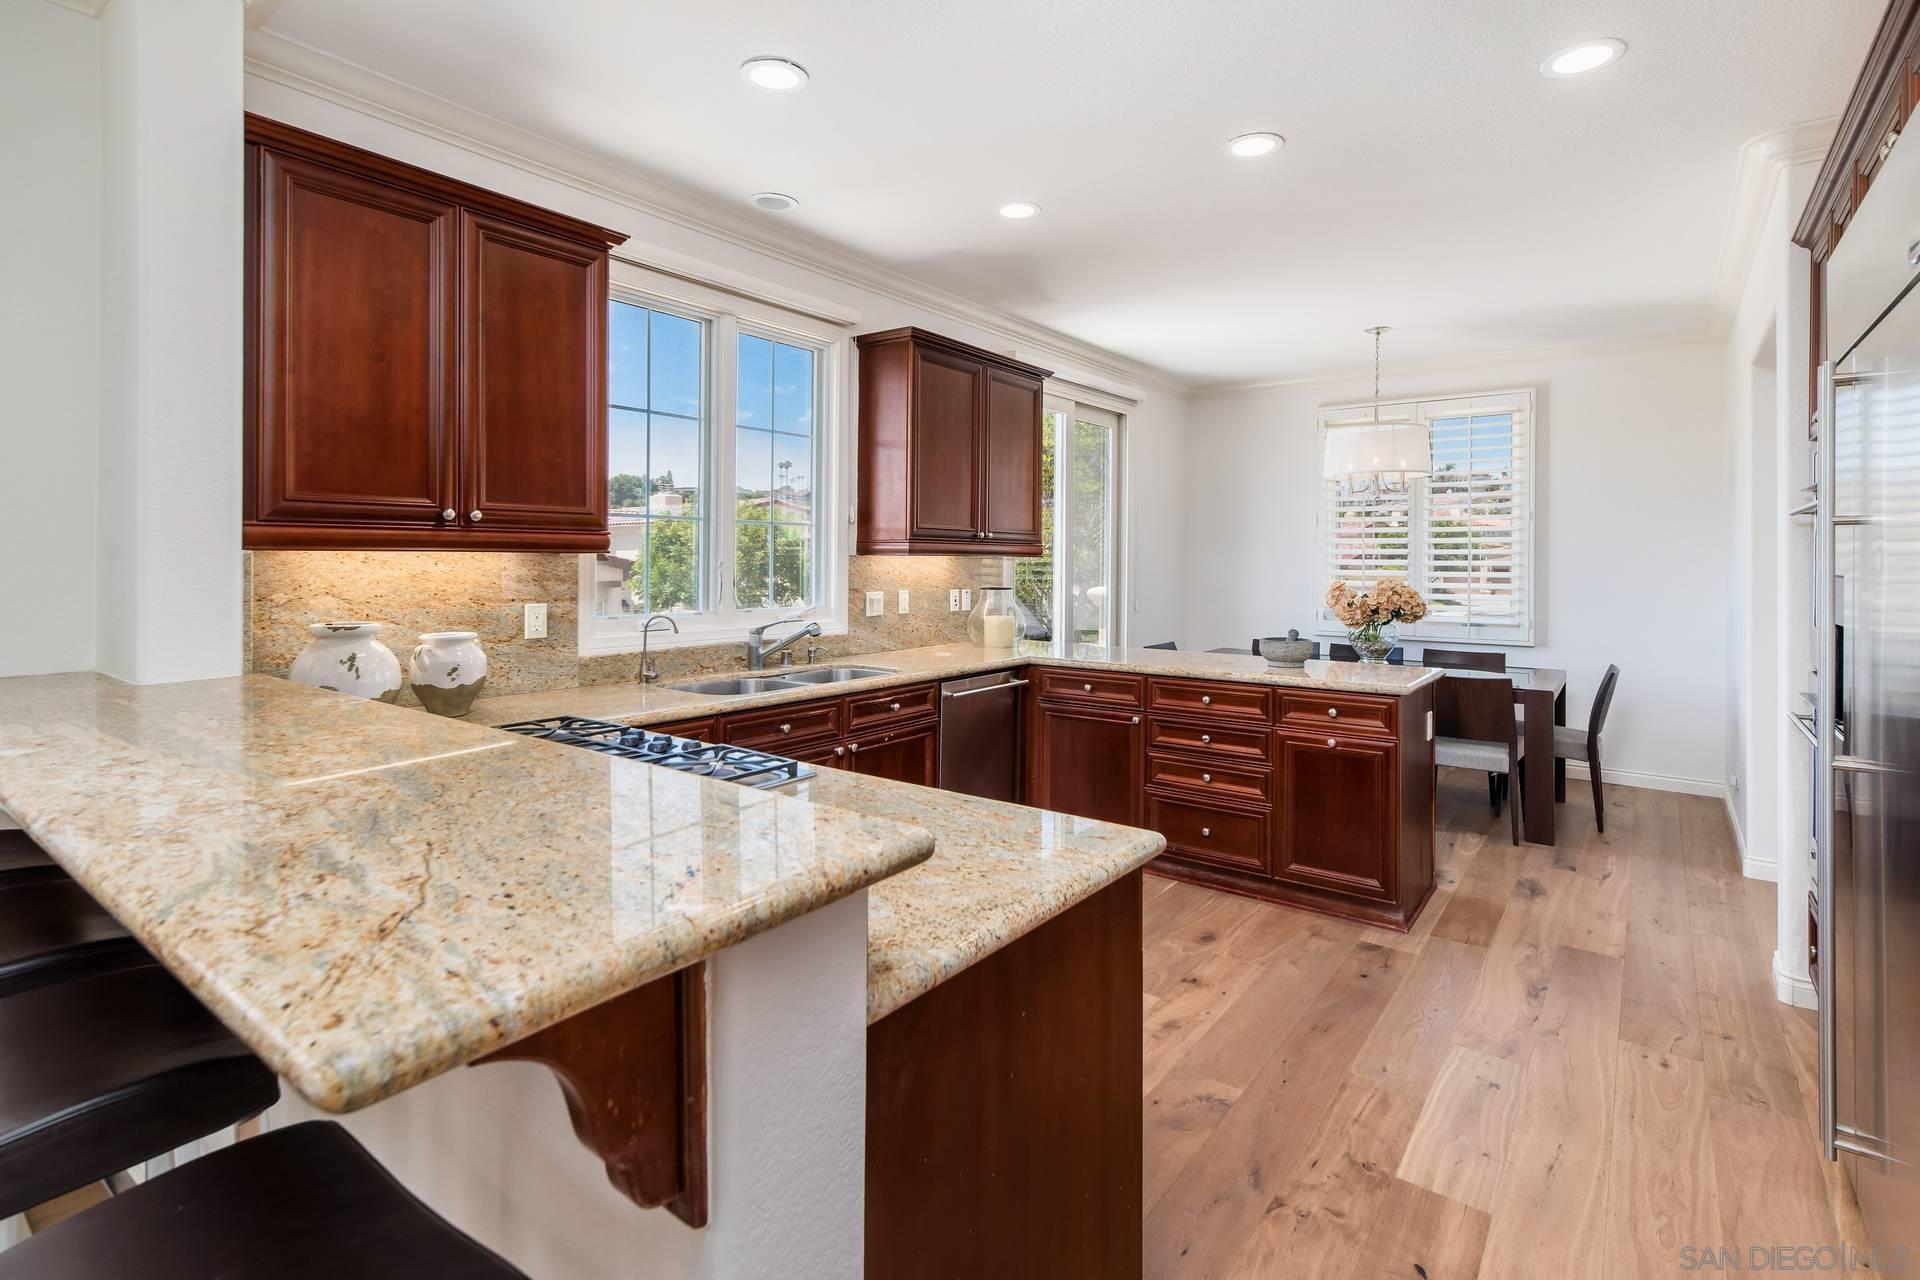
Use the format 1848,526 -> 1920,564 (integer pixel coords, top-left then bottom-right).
1420,648 -> 1506,671
1433,674 -> 1524,844
1554,664 -> 1620,833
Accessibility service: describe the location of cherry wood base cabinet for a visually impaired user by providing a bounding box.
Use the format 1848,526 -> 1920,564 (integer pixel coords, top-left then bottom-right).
866,872 -> 1142,1279
853,328 -> 1051,555
1026,673 -> 1146,826
714,682 -> 942,788
244,115 -> 626,552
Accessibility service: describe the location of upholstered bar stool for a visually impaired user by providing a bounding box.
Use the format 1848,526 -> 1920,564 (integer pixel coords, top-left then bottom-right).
0,1120 -> 528,1278
0,963 -> 280,1219
0,831 -> 60,885
0,877 -> 148,999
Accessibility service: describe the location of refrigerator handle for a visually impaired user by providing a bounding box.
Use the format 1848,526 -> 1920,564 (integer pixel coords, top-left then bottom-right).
1814,360 -> 1839,1163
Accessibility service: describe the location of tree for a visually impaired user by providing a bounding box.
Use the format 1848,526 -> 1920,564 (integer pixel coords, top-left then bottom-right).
609,473 -> 646,507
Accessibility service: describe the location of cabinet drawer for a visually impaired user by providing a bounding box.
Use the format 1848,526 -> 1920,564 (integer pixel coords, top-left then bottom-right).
1276,691 -> 1397,738
1033,668 -> 1145,710
846,682 -> 938,732
722,700 -> 843,749
1148,796 -> 1268,876
1148,678 -> 1271,723
1146,756 -> 1270,806
1146,718 -> 1271,764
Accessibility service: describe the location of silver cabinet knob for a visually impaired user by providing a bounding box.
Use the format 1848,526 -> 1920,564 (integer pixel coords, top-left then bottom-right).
779,723 -> 792,735
1130,715 -> 1141,725
469,510 -> 483,522
1083,682 -> 1093,692
441,508 -> 456,521
986,531 -> 996,540
833,746 -> 846,757
1327,707 -> 1339,718
1201,827 -> 1211,838
889,701 -> 901,712
1201,694 -> 1212,705
1202,773 -> 1212,783
1200,733 -> 1211,744
1327,737 -> 1337,748
849,742 -> 860,753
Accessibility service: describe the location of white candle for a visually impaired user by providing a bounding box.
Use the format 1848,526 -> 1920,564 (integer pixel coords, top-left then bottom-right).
982,614 -> 1015,648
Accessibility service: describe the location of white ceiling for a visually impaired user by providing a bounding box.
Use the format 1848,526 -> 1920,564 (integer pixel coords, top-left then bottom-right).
261,0 -> 1881,388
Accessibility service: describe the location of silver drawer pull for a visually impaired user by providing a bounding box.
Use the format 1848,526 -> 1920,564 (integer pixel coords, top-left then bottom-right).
1083,682 -> 1093,692
833,746 -> 845,757
779,723 -> 792,734
1327,707 -> 1339,718
469,510 -> 483,521
441,508 -> 456,521
889,701 -> 901,712
1202,773 -> 1212,783
1201,827 -> 1211,838
1131,715 -> 1141,725
1201,694 -> 1212,705
1200,734 -> 1211,744
1327,737 -> 1337,748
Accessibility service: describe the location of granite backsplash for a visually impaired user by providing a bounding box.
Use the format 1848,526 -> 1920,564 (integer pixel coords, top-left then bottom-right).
247,551 -> 1008,708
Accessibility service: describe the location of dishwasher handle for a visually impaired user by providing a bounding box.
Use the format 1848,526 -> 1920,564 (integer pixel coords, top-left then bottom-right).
941,678 -> 1030,700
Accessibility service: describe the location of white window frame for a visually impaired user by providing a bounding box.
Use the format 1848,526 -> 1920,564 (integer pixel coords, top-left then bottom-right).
1029,390 -> 1128,648
1315,387 -> 1536,646
580,261 -> 851,656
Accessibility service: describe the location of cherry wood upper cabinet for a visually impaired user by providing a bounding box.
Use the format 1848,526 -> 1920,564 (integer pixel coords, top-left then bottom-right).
854,328 -> 1050,555
243,115 -> 626,552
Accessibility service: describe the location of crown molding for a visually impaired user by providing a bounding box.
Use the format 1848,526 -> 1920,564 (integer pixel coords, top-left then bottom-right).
242,29 -> 1190,399
40,0 -> 107,16
1190,328 -> 1725,400
1711,118 -> 1836,321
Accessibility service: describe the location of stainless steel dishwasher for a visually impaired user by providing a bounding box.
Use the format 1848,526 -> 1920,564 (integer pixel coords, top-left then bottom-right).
937,671 -> 1027,801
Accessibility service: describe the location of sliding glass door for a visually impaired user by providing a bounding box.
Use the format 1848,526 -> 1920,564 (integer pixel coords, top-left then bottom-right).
1014,398 -> 1122,646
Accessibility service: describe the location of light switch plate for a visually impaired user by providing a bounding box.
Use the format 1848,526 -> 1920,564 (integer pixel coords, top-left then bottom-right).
897,589 -> 910,614
523,603 -> 548,639
961,589 -> 973,611
948,589 -> 961,612
865,591 -> 884,617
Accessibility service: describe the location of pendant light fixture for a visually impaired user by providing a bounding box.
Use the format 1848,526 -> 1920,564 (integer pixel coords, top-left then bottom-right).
1322,325 -> 1431,483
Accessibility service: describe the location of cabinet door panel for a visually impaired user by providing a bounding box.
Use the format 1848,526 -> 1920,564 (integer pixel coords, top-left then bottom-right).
1273,731 -> 1397,901
1031,703 -> 1143,826
981,368 -> 1043,546
253,149 -> 456,527
463,212 -> 608,533
850,723 -> 939,787
908,346 -> 983,541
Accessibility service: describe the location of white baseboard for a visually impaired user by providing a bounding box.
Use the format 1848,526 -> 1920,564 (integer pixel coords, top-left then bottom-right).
1564,760 -> 1726,800
1773,949 -> 1818,1009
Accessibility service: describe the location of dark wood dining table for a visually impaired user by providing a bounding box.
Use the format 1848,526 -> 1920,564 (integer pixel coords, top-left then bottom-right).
1209,647 -> 1572,845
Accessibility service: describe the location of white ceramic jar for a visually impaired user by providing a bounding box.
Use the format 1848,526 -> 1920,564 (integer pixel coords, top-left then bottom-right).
288,622 -> 404,703
408,631 -> 489,717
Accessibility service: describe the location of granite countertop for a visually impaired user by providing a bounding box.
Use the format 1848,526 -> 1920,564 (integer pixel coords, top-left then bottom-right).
0,673 -> 935,1112
470,640 -> 1444,729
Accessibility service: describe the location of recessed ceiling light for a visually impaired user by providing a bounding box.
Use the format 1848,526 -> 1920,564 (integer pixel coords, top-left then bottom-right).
740,56 -> 809,92
998,201 -> 1041,220
1540,38 -> 1625,78
749,192 -> 799,212
1226,132 -> 1285,158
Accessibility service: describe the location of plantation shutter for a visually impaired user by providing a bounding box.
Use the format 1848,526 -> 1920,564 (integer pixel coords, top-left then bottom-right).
1317,390 -> 1534,644
1420,394 -> 1530,635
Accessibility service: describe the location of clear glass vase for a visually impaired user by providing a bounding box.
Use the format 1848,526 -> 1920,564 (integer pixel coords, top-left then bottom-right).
1346,621 -> 1399,663
967,586 -> 1026,648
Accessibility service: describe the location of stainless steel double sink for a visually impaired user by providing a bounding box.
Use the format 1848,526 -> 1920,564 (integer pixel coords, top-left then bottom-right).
671,667 -> 895,697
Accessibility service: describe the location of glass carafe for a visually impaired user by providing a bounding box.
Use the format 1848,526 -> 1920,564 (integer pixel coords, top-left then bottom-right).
967,586 -> 1025,648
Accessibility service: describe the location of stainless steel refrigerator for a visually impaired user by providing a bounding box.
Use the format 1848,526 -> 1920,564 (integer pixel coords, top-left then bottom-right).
1816,111 -> 1920,1251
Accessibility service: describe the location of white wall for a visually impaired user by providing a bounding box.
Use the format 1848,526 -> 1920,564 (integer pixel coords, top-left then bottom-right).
0,1 -> 99,677
240,71 -> 1191,651
1185,340 -> 1731,790
97,0 -> 246,684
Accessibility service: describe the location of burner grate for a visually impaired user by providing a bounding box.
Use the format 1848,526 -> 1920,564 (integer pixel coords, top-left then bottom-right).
498,715 -> 813,789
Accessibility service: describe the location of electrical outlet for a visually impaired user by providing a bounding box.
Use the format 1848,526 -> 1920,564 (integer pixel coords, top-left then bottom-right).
949,589 -> 961,612
897,589 -> 910,614
865,591 -> 884,617
961,589 -> 973,611
523,603 -> 548,639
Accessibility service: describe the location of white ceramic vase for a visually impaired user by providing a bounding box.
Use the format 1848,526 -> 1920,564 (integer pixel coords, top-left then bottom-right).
408,631 -> 489,717
288,622 -> 404,703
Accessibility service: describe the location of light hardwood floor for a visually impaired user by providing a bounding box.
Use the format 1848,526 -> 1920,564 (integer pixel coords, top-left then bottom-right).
1141,772 -> 1873,1279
